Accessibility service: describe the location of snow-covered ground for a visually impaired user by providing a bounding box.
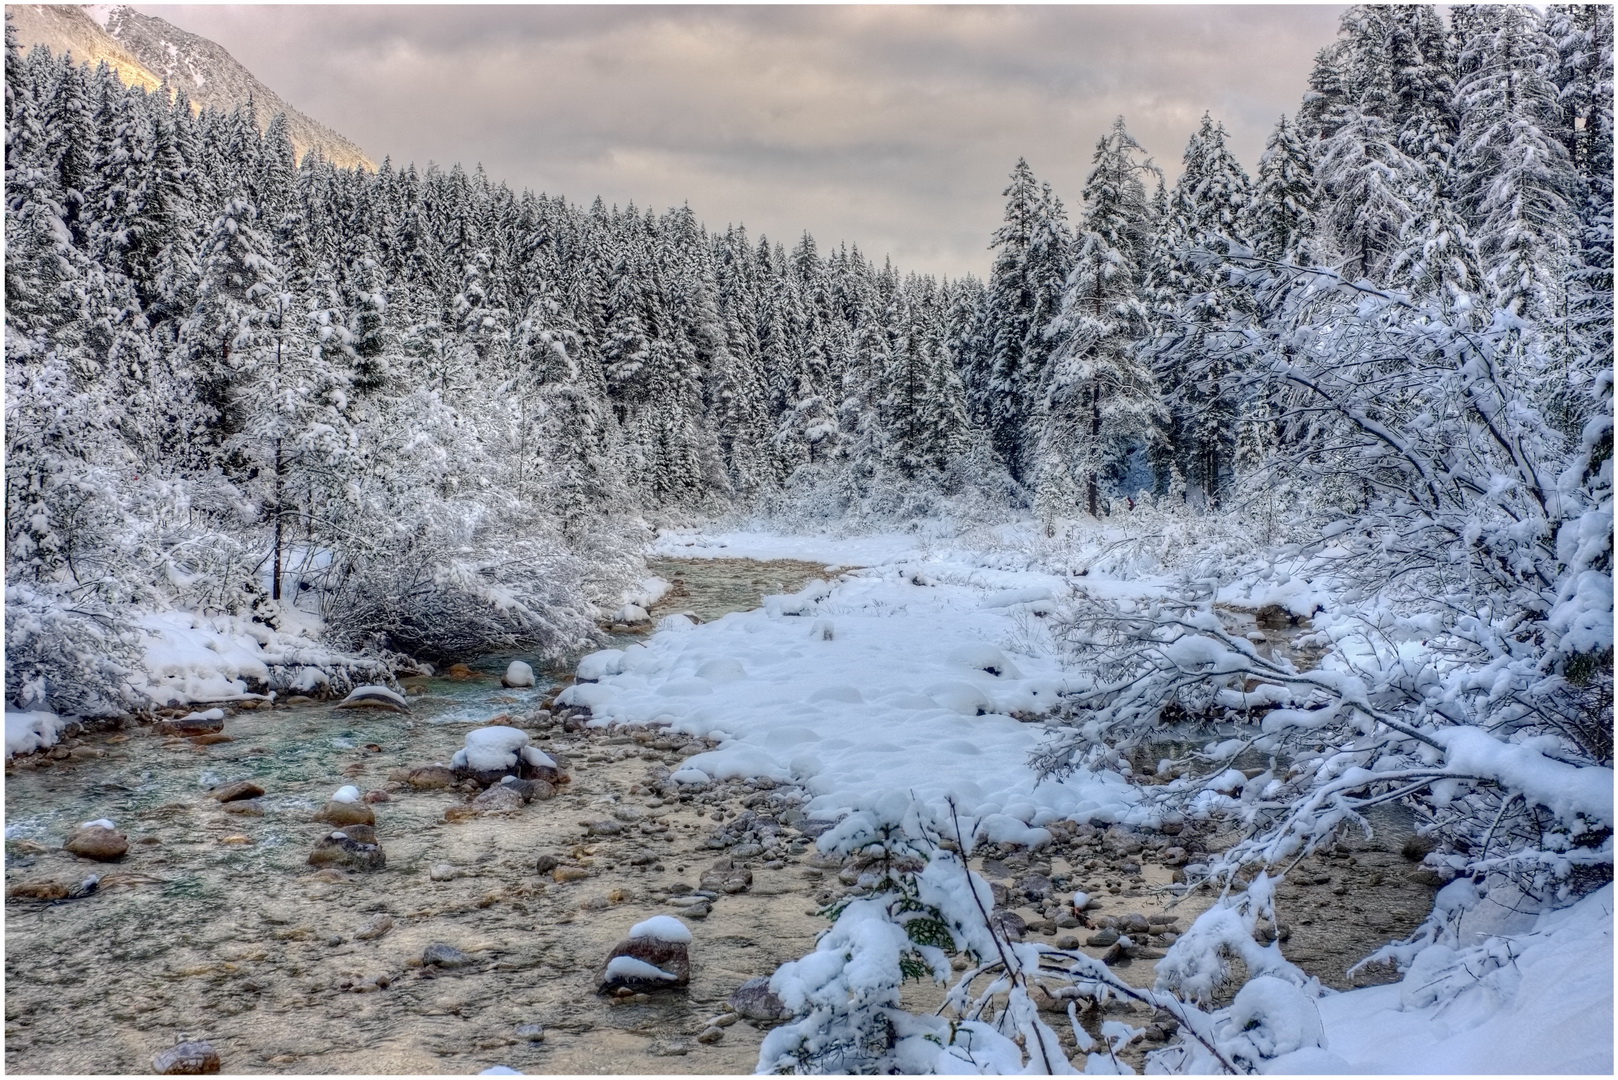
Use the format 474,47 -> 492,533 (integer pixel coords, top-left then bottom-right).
570,525 -> 1145,843
587,524 -> 1614,1075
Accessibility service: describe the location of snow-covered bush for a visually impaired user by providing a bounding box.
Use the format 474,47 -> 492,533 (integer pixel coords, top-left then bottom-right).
1037,264 -> 1613,1007
761,798 -> 1234,1075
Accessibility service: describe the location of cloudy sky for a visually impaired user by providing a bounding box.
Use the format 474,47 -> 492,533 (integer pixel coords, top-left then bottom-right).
143,4 -> 1346,280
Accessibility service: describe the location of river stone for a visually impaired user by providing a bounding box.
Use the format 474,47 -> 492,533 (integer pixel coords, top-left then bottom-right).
1087,928 -> 1120,947
7,879 -> 71,900
430,863 -> 458,881
64,824 -> 127,862
364,789 -> 390,803
308,830 -> 385,872
355,914 -> 394,939
336,685 -> 411,714
598,936 -> 691,993
405,765 -> 458,790
423,942 -> 473,968
222,799 -> 264,816
729,975 -> 791,1021
535,854 -> 560,874
445,663 -> 477,679
699,858 -> 752,894
469,785 -> 526,813
315,800 -> 376,827
157,711 -> 224,736
152,1040 -> 221,1075
990,910 -> 1027,941
496,776 -> 544,802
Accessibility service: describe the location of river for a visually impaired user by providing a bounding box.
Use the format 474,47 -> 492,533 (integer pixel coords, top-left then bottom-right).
4,556 -> 1438,1074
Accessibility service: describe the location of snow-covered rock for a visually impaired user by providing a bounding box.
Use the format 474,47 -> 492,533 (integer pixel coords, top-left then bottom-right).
599,919 -> 692,992
501,661 -> 536,688
450,726 -> 565,787
629,915 -> 692,943
336,685 -> 410,713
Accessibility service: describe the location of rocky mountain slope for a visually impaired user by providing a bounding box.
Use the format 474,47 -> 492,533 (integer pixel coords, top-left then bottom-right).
7,4 -> 373,170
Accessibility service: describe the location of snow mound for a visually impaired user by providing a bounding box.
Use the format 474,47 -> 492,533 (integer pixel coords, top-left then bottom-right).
612,604 -> 651,624
604,956 -> 677,981
1224,976 -> 1325,1062
656,613 -> 696,633
629,915 -> 692,943
502,661 -> 535,688
81,818 -> 116,830
450,726 -> 534,774
577,649 -> 625,681
6,708 -> 66,758
947,644 -> 1023,679
337,685 -> 410,712
332,785 -> 362,804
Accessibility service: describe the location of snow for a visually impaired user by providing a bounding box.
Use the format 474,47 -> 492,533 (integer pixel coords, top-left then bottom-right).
81,818 -> 116,830
339,685 -> 408,710
576,649 -> 625,681
503,661 -> 535,688
628,915 -> 692,943
603,956 -> 677,981
6,708 -> 66,758
450,726 -> 535,774
564,529 -> 1144,837
1308,884 -> 1614,1074
331,785 -> 361,804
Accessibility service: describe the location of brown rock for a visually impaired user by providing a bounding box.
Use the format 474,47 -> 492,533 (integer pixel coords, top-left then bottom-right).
152,1040 -> 221,1075
729,975 -> 790,1021
7,880 -> 71,901
208,780 -> 264,803
156,712 -> 225,736
222,800 -> 264,817
443,806 -> 481,823
63,825 -> 128,862
598,936 -> 691,992
315,801 -> 376,827
363,790 -> 390,803
405,766 -> 458,790
468,785 -> 526,813
188,733 -> 234,746
446,663 -> 477,679
553,866 -> 590,883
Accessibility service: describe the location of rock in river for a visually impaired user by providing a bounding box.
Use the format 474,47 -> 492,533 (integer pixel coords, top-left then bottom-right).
315,800 -> 376,828
152,1040 -> 220,1074
598,915 -> 692,993
207,780 -> 264,803
308,829 -> 385,872
729,975 -> 791,1021
336,685 -> 411,713
63,822 -> 127,862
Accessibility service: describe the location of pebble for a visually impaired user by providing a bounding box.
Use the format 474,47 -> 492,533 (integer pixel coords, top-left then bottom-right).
535,855 -> 560,874
1087,928 -> 1120,947
222,800 -> 264,816
516,1023 -> 545,1042
430,864 -> 458,882
697,1026 -> 725,1044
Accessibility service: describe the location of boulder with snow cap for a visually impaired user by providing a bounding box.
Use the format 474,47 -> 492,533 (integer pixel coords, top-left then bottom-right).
335,685 -> 411,713
598,915 -> 693,992
63,821 -> 127,862
502,661 -> 536,689
315,787 -> 376,827
450,725 -> 567,787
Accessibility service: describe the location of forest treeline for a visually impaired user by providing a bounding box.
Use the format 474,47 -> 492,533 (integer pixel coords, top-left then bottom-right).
5,6 -> 1611,714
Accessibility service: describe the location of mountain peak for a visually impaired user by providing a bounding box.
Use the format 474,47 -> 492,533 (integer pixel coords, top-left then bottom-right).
7,4 -> 372,170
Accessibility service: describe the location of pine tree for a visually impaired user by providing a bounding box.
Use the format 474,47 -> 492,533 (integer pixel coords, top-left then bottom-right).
1039,118 -> 1162,520
980,159 -> 1072,485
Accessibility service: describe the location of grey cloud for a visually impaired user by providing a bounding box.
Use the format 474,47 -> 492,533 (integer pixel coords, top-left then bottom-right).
139,4 -> 1345,278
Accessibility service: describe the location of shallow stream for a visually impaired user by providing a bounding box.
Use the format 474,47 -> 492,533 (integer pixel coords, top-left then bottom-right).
5,557 -> 1437,1074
